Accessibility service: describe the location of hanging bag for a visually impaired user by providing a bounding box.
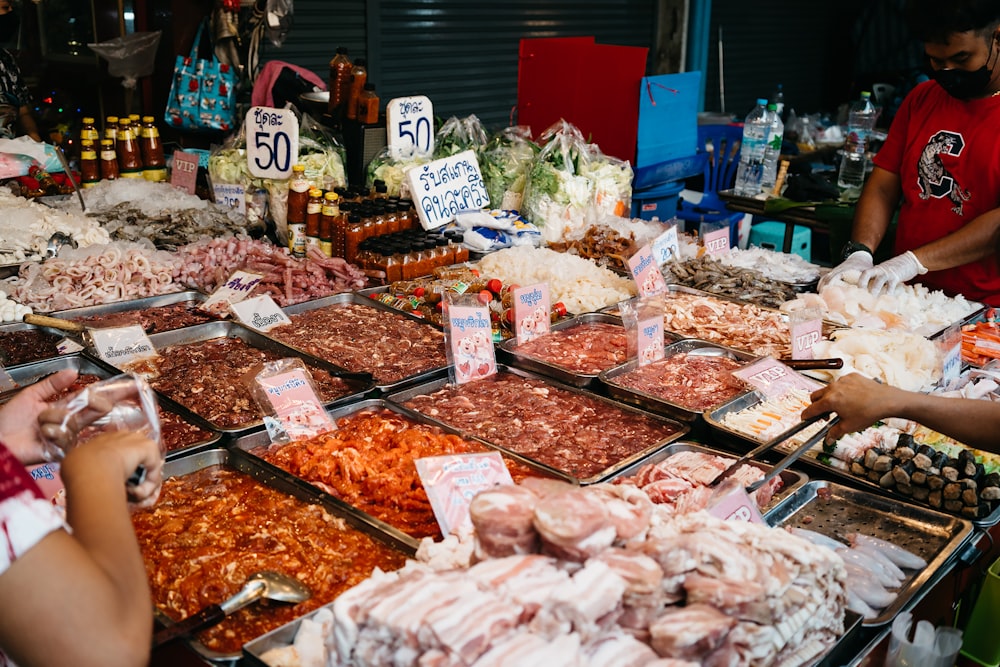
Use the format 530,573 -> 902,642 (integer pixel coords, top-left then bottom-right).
164,20 -> 237,132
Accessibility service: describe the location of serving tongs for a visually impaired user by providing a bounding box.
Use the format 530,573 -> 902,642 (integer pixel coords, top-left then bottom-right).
709,413 -> 838,488
684,346 -> 843,371
152,571 -> 310,649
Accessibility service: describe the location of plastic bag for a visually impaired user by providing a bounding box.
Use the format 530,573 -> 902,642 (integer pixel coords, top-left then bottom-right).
478,126 -> 539,211
265,0 -> 294,48
521,120 -> 595,243
248,358 -> 337,443
88,31 -> 162,89
433,114 -> 489,159
39,373 -> 165,507
366,144 -> 431,197
619,296 -> 665,364
885,612 -> 962,667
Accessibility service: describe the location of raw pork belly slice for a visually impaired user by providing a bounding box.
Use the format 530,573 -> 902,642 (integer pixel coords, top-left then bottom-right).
649,603 -> 737,660
470,485 -> 540,559
533,488 -> 616,561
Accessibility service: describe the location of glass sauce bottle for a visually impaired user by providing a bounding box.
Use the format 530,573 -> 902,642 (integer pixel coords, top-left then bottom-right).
286,164 -> 311,257
139,116 -> 167,181
99,139 -> 119,180
305,187 -> 324,254
115,119 -> 143,178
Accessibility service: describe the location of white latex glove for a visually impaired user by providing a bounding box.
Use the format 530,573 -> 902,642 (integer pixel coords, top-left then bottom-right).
817,251 -> 874,291
858,250 -> 927,295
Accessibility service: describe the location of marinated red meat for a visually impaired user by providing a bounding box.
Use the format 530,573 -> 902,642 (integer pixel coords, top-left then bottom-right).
68,301 -> 217,333
402,372 -> 681,479
609,353 -> 748,411
138,337 -> 354,428
130,465 -> 406,654
660,292 -> 791,357
1,329 -> 61,365
268,302 -> 447,384
511,322 -> 627,375
254,408 -> 545,539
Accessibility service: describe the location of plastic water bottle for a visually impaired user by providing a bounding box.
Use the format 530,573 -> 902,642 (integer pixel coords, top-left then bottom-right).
734,98 -> 770,197
760,103 -> 784,194
838,91 -> 877,194
772,83 -> 785,120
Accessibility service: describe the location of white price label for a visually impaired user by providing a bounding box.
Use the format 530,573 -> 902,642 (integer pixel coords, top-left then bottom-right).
387,95 -> 434,158
201,270 -> 264,315
213,182 -> 247,214
652,224 -> 680,266
245,107 -> 300,180
230,295 -> 292,332
56,337 -> 85,355
406,150 -> 490,230
90,325 -> 159,368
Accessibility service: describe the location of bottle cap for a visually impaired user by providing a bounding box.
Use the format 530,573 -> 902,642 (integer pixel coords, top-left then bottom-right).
324,191 -> 339,201
861,91 -> 871,98
309,187 -> 323,197
354,57 -> 367,66
767,103 -> 777,111
142,115 -> 155,123
107,115 -> 118,123
757,98 -> 767,105
292,163 -> 306,173
83,116 -> 95,124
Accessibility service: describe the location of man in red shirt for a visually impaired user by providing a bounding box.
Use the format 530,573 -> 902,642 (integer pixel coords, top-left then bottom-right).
821,0 -> 1000,305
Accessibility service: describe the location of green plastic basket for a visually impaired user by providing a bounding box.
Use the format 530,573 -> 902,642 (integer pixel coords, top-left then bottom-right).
960,556 -> 1000,667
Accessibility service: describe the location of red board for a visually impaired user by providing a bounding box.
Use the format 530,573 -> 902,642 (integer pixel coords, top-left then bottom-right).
517,37 -> 648,162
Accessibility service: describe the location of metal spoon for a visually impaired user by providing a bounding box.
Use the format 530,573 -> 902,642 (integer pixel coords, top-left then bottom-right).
152,571 -> 311,648
45,232 -> 77,259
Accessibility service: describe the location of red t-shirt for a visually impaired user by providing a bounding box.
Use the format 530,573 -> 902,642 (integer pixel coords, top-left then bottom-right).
873,80 -> 1000,305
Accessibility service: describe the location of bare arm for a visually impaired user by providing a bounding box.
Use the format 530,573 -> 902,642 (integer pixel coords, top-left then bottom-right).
851,166 -> 902,251
802,373 -> 1000,452
17,104 -> 41,143
911,206 -> 1000,272
0,432 -> 158,667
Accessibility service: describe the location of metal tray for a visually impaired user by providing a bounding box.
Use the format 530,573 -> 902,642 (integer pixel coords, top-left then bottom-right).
0,320 -> 73,367
385,364 -> 690,485
265,292 -> 449,394
498,312 -> 629,389
599,339 -> 757,422
766,480 -> 975,626
604,440 -> 807,515
146,447 -> 414,662
98,320 -> 375,435
0,353 -> 223,460
0,260 -> 23,280
231,398 -> 566,541
47,290 -> 209,332
703,388 -> 827,452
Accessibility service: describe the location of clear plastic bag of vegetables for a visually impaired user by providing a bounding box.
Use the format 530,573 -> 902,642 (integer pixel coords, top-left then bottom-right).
432,114 -> 489,159
366,144 -> 431,198
521,119 -> 596,243
297,112 -> 348,191
478,125 -> 539,212
581,142 -> 632,220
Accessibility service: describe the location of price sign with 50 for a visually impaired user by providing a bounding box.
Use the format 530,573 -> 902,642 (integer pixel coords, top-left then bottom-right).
387,96 -> 434,158
246,106 -> 300,180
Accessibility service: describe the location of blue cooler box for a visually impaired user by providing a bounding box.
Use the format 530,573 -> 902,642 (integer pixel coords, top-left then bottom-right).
748,221 -> 811,262
632,180 -> 684,221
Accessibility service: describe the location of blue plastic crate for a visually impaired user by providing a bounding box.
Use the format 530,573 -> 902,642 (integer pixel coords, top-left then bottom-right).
632,180 -> 684,221
748,221 -> 811,262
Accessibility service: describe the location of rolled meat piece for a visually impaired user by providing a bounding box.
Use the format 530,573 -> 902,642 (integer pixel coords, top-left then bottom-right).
587,483 -> 654,540
649,603 -> 736,661
469,485 -> 540,559
532,488 -> 615,561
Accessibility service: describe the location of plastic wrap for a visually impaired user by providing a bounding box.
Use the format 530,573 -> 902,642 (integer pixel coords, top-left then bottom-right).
478,126 -> 539,211
248,358 -> 337,443
432,114 -> 489,159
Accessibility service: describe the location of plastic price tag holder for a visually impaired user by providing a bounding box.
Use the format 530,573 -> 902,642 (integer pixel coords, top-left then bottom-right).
702,224 -> 731,255
733,357 -> 823,399
406,150 -> 491,230
27,462 -> 65,509
415,452 -> 513,536
652,223 -> 680,267
56,337 -> 85,355
444,301 -> 497,385
789,308 -> 823,360
627,244 -> 667,297
0,365 -> 15,392
170,150 -> 199,195
245,106 -> 300,180
938,324 -> 962,390
252,362 -> 336,443
636,315 -> 664,367
386,95 -> 434,158
90,325 -> 159,369
200,270 -> 264,316
512,283 -> 550,345
212,182 -> 247,214
230,294 -> 291,332
707,479 -> 766,525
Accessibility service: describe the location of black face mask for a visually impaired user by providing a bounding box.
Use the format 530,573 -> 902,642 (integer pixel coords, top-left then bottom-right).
931,38 -> 999,100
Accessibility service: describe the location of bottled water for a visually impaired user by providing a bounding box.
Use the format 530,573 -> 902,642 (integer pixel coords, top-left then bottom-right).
734,98 -> 770,197
760,102 -> 784,194
772,83 -> 785,120
838,91 -> 877,194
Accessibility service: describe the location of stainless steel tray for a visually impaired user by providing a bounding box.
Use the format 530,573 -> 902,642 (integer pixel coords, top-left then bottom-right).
385,364 -> 690,485
599,339 -> 757,422
0,353 -> 222,460
146,447 -> 413,662
47,290 -> 210,332
766,480 -> 975,626
99,320 -> 374,435
604,440 -> 807,515
0,260 -> 23,280
498,312 -> 630,389
231,398 -> 566,541
265,292 -> 449,394
704,388 -> 826,451
0,320 -> 72,367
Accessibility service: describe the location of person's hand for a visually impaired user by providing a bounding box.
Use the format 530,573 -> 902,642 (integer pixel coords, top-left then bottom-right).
0,369 -> 80,464
857,250 -> 927,295
37,376 -> 141,460
801,373 -> 902,442
817,251 -> 873,291
61,430 -> 164,508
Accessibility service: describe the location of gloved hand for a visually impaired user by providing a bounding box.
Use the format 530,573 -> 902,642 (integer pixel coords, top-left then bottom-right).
858,250 -> 927,295
817,251 -> 873,290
